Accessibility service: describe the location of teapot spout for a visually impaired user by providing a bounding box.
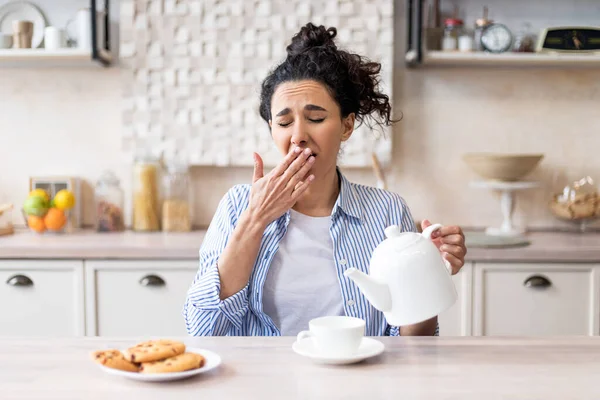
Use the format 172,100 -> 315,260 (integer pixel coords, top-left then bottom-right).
343,268 -> 392,312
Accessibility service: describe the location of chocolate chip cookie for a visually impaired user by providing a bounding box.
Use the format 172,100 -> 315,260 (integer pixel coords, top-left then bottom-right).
92,349 -> 140,372
140,352 -> 205,374
124,339 -> 186,363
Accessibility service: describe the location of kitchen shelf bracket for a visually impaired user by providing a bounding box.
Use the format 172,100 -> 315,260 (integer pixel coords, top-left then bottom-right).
91,0 -> 112,67
405,0 -> 424,67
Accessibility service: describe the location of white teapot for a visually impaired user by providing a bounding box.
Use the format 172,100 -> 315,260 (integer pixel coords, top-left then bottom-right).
344,223 -> 457,327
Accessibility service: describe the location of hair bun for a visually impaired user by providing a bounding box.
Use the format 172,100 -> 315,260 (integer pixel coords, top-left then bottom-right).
286,23 -> 337,57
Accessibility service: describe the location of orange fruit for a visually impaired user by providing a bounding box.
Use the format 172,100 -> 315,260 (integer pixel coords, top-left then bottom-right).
27,215 -> 46,233
44,208 -> 67,231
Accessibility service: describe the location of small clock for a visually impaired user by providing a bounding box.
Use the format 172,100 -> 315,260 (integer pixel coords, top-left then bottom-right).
537,27 -> 600,53
480,23 -> 513,53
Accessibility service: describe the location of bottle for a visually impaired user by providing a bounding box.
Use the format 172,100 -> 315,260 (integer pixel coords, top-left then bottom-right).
94,170 -> 125,232
458,31 -> 474,52
442,18 -> 464,51
161,160 -> 192,232
132,153 -> 161,232
474,6 -> 492,52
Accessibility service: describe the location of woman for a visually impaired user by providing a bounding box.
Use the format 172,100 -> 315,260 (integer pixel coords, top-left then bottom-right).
184,23 -> 466,337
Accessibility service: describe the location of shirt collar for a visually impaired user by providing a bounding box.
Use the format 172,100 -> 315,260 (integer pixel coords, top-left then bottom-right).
332,168 -> 364,222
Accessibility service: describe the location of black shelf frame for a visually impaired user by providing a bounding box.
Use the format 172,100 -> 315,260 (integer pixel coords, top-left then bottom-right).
91,0 -> 111,66
405,0 -> 424,67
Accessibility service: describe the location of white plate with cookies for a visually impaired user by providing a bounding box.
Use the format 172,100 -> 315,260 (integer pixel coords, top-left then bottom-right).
92,339 -> 222,382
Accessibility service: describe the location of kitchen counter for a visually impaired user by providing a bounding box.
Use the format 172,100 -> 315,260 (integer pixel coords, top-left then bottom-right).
3,336 -> 600,399
1,229 -> 599,262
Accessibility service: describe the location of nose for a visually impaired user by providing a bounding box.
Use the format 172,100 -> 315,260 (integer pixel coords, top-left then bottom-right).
290,121 -> 309,148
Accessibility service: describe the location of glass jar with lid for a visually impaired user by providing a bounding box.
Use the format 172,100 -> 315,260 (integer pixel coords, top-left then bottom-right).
132,153 -> 161,232
161,160 -> 192,232
442,18 -> 464,51
95,170 -> 125,232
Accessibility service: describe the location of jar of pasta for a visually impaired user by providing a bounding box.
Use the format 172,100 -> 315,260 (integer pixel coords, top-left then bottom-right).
132,154 -> 161,232
161,161 -> 192,232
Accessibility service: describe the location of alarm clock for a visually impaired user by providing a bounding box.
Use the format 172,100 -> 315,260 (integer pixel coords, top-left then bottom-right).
480,23 -> 513,53
536,27 -> 600,53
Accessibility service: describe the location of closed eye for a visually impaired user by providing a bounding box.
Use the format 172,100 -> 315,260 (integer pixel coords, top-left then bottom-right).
277,118 -> 324,127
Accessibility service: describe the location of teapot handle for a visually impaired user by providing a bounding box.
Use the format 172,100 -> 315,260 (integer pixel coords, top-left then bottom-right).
421,223 -> 443,240
421,223 -> 454,275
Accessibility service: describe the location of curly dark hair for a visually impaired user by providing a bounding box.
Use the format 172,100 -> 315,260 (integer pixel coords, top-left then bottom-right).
259,23 -> 397,131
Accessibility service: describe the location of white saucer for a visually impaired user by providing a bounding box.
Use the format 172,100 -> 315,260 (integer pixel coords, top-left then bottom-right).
96,348 -> 221,382
292,337 -> 385,365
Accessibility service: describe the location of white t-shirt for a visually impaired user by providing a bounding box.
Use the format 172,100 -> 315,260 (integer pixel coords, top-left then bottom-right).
262,209 -> 344,336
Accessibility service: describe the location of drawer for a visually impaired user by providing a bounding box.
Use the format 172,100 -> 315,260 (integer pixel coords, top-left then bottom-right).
474,263 -> 596,336
85,261 -> 198,336
0,261 -> 84,336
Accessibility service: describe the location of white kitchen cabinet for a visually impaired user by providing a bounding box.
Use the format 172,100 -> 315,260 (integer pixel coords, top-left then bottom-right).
438,262 -> 473,336
473,263 -> 599,336
0,260 -> 85,336
85,260 -> 198,337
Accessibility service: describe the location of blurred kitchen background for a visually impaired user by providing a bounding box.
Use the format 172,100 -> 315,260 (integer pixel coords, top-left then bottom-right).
0,0 -> 597,233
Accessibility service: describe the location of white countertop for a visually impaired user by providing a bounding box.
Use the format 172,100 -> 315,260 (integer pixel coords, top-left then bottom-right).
1,229 -> 599,262
0,229 -> 207,259
3,336 -> 600,399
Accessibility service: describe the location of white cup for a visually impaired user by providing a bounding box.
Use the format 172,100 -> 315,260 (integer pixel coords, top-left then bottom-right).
44,27 -> 66,50
297,316 -> 365,357
0,33 -> 12,49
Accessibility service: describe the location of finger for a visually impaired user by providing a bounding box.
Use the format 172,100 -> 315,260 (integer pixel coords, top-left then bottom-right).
440,244 -> 465,260
438,225 -> 463,238
440,233 -> 465,246
282,147 -> 312,180
443,252 -> 464,275
421,219 -> 431,230
286,155 -> 315,190
252,152 -> 264,183
291,174 -> 315,199
272,147 -> 303,176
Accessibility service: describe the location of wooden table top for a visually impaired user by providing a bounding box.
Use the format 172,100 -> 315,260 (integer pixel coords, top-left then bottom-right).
3,336 -> 600,399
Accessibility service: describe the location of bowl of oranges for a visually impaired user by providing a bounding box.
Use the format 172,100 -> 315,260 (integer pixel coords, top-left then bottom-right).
22,189 -> 76,234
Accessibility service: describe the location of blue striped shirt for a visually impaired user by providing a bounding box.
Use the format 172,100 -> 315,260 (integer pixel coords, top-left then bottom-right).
183,170 -> 439,336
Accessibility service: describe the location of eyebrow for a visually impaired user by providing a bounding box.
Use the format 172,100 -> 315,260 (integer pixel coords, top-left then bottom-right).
275,104 -> 327,117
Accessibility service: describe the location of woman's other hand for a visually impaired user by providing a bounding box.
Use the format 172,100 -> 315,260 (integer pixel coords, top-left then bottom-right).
248,147 -> 315,227
421,219 -> 466,275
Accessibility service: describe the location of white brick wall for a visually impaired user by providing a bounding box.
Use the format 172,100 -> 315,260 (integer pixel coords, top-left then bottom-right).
121,0 -> 393,167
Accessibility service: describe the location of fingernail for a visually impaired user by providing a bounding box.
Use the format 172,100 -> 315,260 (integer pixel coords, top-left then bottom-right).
308,156 -> 315,163
304,148 -> 311,155
294,147 -> 302,153
308,175 -> 315,181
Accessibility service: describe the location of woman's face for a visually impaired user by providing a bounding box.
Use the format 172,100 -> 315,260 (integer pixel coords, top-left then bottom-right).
269,80 -> 355,179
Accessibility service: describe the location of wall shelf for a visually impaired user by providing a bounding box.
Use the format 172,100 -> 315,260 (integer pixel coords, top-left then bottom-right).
0,48 -> 111,66
0,0 -> 111,68
417,51 -> 600,67
404,0 -> 600,69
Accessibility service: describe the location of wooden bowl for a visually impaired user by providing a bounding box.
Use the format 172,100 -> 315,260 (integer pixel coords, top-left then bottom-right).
462,153 -> 544,182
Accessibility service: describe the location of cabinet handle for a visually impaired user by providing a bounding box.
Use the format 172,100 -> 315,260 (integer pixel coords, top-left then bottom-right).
523,275 -> 552,289
6,274 -> 34,287
139,275 -> 165,287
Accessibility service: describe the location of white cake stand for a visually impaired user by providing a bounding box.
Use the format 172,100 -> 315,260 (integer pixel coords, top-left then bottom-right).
470,180 -> 540,237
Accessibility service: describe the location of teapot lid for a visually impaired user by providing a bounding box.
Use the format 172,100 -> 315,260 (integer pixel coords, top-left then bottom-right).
382,225 -> 423,252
